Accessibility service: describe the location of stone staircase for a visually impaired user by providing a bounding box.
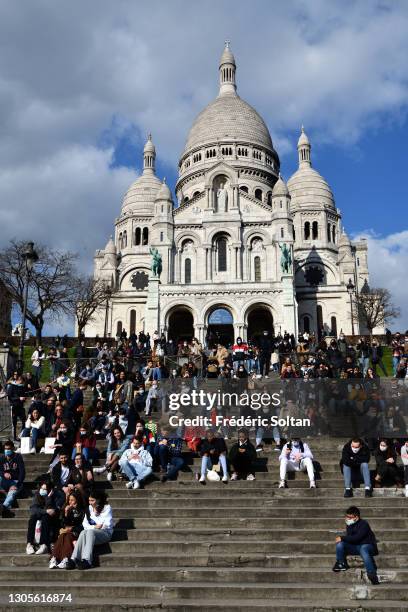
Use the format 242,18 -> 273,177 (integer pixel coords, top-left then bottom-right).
1,438 -> 408,610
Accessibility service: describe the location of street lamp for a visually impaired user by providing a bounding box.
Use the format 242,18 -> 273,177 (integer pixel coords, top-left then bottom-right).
346,278 -> 355,337
17,242 -> 39,373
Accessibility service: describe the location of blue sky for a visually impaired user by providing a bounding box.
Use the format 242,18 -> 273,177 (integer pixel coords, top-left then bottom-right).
1,0 -> 407,332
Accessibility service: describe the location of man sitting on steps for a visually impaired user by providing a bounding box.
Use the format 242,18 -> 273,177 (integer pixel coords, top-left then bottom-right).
333,505 -> 379,585
228,429 -> 256,481
341,438 -> 372,498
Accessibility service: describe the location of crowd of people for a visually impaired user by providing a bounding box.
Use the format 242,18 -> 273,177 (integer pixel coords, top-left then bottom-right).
0,328 -> 407,577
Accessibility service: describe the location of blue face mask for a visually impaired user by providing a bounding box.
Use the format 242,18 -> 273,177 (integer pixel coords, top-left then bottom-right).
39,489 -> 48,497
4,450 -> 13,456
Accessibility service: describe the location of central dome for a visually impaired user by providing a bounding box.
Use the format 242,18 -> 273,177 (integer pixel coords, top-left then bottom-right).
184,94 -> 273,153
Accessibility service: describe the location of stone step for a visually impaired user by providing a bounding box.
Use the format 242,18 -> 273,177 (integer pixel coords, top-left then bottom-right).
0,527 -> 405,542
5,517 -> 408,529
2,539 -> 407,555
4,552 -> 407,570
1,566 -> 408,584
0,581 -> 407,602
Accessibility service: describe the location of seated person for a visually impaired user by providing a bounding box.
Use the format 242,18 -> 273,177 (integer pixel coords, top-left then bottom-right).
21,408 -> 45,452
154,428 -> 184,482
199,430 -> 228,484
49,489 -> 86,569
278,437 -> 315,489
51,451 -> 73,497
0,440 -> 25,518
333,505 -> 379,585
374,439 -> 403,488
401,439 -> 408,497
119,435 -> 153,490
228,430 -> 256,481
26,479 -> 64,555
66,453 -> 94,496
89,402 -> 109,436
72,423 -> 98,465
49,421 -> 74,462
67,489 -> 114,570
341,438 -> 372,498
94,427 -> 130,482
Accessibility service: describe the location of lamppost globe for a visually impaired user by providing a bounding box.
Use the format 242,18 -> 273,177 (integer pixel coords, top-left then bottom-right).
24,242 -> 39,272
346,278 -> 355,295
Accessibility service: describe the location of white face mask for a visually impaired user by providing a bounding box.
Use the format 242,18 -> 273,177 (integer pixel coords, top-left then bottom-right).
351,447 -> 360,454
345,518 -> 358,526
379,445 -> 387,451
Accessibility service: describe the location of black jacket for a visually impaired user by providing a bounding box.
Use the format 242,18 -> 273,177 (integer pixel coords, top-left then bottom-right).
341,518 -> 378,555
0,452 -> 25,486
29,489 -> 65,517
51,462 -> 73,488
61,506 -> 85,538
341,441 -> 370,468
200,437 -> 227,459
374,446 -> 398,468
229,439 -> 257,464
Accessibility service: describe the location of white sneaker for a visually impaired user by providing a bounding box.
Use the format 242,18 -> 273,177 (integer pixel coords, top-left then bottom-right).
106,471 -> 113,482
35,544 -> 48,555
133,480 -> 140,489
231,473 -> 238,481
222,475 -> 228,483
405,485 -> 408,498
125,481 -> 134,489
93,466 -> 107,474
49,557 -> 58,569
278,480 -> 286,488
57,558 -> 69,569
246,474 -> 255,481
26,543 -> 35,555
199,475 -> 206,484
310,480 -> 316,489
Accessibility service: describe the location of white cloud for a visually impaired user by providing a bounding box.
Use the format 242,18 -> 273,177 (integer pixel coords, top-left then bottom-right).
355,230 -> 408,331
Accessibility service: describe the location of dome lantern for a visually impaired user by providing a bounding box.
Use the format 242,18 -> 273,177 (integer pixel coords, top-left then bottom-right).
218,40 -> 237,97
143,133 -> 156,175
297,125 -> 311,168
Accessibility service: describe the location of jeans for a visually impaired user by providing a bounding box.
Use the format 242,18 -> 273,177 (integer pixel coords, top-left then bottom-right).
120,460 -> 152,483
280,457 -> 315,482
392,356 -> 400,376
336,541 -> 377,575
32,366 -> 42,381
343,463 -> 371,489
166,457 -> 184,480
22,427 -> 41,446
1,478 -> 22,508
359,357 -> 369,376
201,454 -> 227,478
256,426 -> 280,446
71,447 -> 98,464
71,528 -> 111,564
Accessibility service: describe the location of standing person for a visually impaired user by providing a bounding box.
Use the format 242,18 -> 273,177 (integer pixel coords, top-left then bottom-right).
31,346 -> 46,381
333,506 -> 379,584
401,440 -> 408,497
0,440 -> 26,518
74,340 -> 88,379
228,430 -> 257,481
278,438 -> 316,489
67,490 -> 114,570
49,490 -> 86,569
119,436 -> 153,489
198,430 -> 228,484
369,340 -> 387,377
7,375 -> 26,440
26,480 -> 64,555
257,331 -> 273,378
231,337 -> 248,372
341,438 -> 372,498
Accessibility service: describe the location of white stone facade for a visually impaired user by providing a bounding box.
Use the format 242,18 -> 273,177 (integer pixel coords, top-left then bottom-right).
85,44 -> 370,343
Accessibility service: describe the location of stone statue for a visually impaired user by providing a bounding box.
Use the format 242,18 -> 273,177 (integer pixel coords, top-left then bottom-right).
279,242 -> 292,274
217,183 -> 228,212
149,247 -> 162,278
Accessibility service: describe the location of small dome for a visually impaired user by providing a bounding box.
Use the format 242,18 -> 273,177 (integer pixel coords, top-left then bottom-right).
298,126 -> 310,147
104,236 -> 116,255
155,179 -> 172,201
220,43 -> 236,66
338,230 -> 352,248
122,173 -> 162,214
144,134 -> 155,154
272,174 -> 289,197
288,166 -> 335,209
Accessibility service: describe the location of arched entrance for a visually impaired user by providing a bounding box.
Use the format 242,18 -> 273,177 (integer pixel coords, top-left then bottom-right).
206,307 -> 234,348
246,306 -> 274,342
167,308 -> 194,343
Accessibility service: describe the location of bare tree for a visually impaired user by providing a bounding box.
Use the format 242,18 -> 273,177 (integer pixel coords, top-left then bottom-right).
70,277 -> 112,339
355,285 -> 400,338
0,240 -> 78,343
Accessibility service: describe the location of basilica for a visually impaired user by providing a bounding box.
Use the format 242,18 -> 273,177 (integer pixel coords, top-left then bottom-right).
85,43 -> 370,345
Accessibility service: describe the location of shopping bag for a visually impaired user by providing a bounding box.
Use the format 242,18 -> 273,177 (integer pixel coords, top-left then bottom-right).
20,436 -> 33,454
